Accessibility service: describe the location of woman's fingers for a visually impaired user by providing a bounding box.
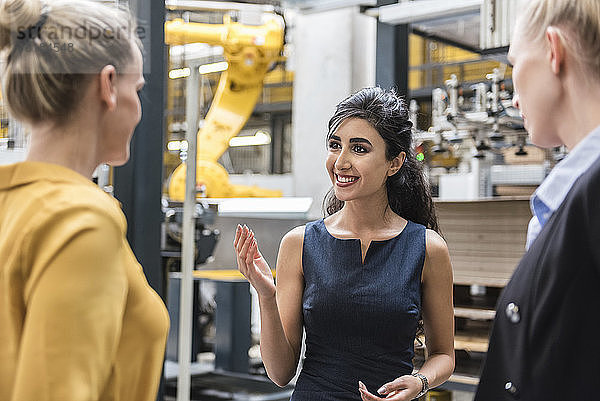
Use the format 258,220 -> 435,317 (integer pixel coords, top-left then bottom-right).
239,229 -> 258,274
245,239 -> 255,265
359,389 -> 405,401
235,225 -> 251,254
235,225 -> 251,274
378,375 -> 418,397
252,238 -> 263,259
235,224 -> 249,252
239,229 -> 252,260
377,377 -> 404,395
248,236 -> 258,264
359,381 -> 410,401
358,382 -> 381,401
233,224 -> 242,248
234,226 -> 269,289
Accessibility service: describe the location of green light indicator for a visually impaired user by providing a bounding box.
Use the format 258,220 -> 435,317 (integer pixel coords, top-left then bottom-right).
416,152 -> 425,162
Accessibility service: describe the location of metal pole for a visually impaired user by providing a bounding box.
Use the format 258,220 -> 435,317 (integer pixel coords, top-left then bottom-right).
177,64 -> 199,401
96,164 -> 112,194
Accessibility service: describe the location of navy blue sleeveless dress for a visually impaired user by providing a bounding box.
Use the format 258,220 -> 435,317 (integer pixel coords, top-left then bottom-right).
290,218 -> 426,401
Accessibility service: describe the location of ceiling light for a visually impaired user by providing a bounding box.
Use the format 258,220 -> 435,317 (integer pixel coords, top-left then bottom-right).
229,131 -> 271,147
167,140 -> 188,151
199,61 -> 228,75
168,67 -> 190,79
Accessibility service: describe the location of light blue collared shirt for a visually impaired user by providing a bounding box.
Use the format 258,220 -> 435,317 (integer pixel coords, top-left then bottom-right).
526,125 -> 600,250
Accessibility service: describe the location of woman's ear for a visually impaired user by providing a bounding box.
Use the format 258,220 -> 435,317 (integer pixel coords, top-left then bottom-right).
546,26 -> 565,76
99,65 -> 117,111
388,152 -> 406,176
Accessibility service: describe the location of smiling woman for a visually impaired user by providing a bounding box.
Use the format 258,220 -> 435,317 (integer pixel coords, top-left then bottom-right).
234,87 -> 455,401
323,87 -> 439,232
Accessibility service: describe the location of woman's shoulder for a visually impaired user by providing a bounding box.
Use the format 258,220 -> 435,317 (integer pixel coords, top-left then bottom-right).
281,224 -> 307,246
34,183 -> 126,235
425,228 -> 448,254
286,217 -> 334,243
423,229 -> 452,278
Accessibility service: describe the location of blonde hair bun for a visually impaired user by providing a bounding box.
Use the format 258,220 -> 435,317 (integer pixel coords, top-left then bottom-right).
0,0 -> 139,125
0,0 -> 44,52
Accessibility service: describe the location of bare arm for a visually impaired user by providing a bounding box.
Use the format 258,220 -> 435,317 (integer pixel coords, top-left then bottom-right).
234,225 -> 305,386
416,229 -> 455,387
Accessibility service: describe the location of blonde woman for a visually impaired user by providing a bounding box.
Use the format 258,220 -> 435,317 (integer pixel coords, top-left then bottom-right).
475,0 -> 600,399
0,1 -> 168,400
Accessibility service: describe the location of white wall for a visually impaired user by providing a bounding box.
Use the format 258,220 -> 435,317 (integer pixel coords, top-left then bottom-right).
351,9 -> 377,93
0,149 -> 26,165
290,6 -> 376,219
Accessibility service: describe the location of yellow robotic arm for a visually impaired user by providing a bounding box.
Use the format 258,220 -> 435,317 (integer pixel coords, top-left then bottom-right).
165,15 -> 285,200
0,89 -> 8,139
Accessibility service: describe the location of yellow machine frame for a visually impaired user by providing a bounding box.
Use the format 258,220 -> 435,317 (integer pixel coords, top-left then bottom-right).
165,14 -> 285,200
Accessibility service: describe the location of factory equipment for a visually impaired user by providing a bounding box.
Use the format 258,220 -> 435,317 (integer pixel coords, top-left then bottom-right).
161,200 -> 220,268
161,13 -> 290,356
0,92 -> 8,140
160,9 -> 300,401
431,68 -> 523,143
413,68 -> 553,199
0,90 -> 28,165
165,12 -> 285,200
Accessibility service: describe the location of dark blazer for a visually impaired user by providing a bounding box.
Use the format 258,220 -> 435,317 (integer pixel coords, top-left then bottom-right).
474,155 -> 600,401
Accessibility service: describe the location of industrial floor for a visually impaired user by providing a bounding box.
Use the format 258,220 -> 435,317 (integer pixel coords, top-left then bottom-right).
164,391 -> 475,401
452,390 -> 475,401
164,359 -> 476,401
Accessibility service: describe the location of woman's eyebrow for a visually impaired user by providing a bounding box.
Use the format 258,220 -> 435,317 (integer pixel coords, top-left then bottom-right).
350,137 -> 372,145
329,135 -> 372,146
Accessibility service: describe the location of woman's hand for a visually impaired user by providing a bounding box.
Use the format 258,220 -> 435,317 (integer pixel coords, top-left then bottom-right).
234,225 -> 276,299
358,375 -> 423,401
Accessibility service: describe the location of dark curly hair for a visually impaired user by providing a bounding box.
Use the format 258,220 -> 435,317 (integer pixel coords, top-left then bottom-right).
322,87 -> 440,233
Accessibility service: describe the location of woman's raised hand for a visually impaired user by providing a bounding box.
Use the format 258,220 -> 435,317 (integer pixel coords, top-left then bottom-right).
234,225 -> 276,299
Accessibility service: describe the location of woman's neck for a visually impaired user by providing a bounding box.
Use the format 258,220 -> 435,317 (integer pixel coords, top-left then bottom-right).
335,189 -> 401,235
26,121 -> 100,179
558,74 -> 600,150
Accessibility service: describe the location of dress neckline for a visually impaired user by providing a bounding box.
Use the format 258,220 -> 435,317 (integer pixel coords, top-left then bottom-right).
320,218 -> 411,265
319,218 -> 411,243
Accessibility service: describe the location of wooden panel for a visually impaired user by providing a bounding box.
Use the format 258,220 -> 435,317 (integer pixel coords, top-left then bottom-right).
448,374 -> 480,386
453,272 -> 511,287
454,334 -> 489,353
435,198 -> 531,287
495,185 -> 537,197
454,307 -> 496,320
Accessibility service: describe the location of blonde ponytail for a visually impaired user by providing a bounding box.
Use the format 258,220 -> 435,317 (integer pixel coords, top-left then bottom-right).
0,0 -> 140,125
0,0 -> 44,52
